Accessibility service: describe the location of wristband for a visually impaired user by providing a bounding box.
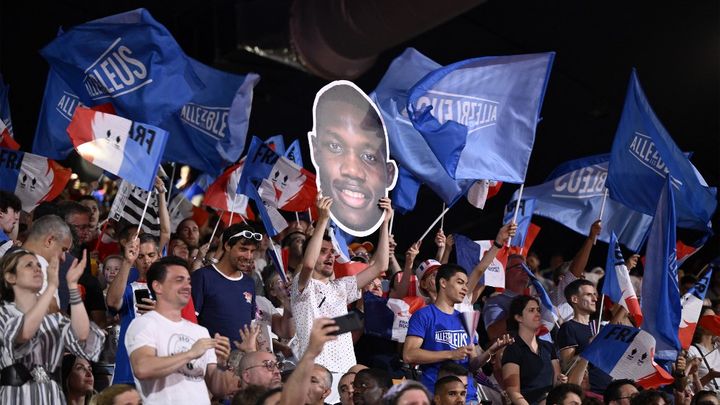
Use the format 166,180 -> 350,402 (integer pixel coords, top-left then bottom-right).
493,240 -> 503,249
69,288 -> 83,305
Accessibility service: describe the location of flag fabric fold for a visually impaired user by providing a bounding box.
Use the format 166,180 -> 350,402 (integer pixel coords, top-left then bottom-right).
158,58 -> 259,175
521,262 -> 559,329
503,199 -> 535,248
581,324 -> 674,388
607,69 -> 716,232
203,160 -> 250,217
370,48 -> 470,212
0,148 -> 71,212
516,154 -> 653,252
108,180 -> 161,236
67,107 -> 168,191
603,231 -> 643,325
406,52 -> 554,184
454,234 -> 507,289
40,8 -> 203,127
641,179 -> 681,362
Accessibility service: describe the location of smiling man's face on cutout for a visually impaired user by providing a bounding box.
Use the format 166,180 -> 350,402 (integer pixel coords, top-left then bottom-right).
309,81 -> 397,237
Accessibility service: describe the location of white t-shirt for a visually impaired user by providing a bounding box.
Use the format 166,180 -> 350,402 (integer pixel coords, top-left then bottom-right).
290,276 -> 360,373
688,343 -> 720,392
125,310 -> 218,404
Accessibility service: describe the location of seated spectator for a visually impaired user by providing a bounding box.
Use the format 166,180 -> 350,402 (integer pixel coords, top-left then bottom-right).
502,295 -> 566,404
237,351 -> 284,390
92,384 -> 142,405
436,361 -> 469,388
352,368 -> 393,405
280,230 -> 306,278
61,354 -> 96,405
255,387 -> 283,405
433,375 -> 466,405
0,190 -> 21,255
349,241 -> 374,263
602,379 -> 639,405
546,383 -> 584,405
381,380 -> 431,405
629,389 -> 671,405
167,235 -> 190,262
337,371 -> 357,405
305,364 -> 333,405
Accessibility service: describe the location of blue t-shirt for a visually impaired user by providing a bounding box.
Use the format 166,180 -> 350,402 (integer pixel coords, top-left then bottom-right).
191,265 -> 255,344
406,304 -> 477,401
111,267 -> 149,385
557,319 -> 613,393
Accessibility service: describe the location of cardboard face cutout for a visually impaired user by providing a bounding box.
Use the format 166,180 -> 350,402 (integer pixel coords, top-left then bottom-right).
308,81 -> 397,237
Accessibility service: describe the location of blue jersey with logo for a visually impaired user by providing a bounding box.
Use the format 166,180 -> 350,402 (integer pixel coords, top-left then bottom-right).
111,267 -> 148,384
407,304 -> 477,401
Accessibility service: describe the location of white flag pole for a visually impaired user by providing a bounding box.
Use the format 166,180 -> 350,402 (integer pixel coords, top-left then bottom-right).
135,190 -> 153,240
208,210 -> 224,247
389,213 -> 395,236
440,202 -> 446,231
295,211 -> 300,224
418,206 -> 450,243
595,294 -> 605,335
166,162 -> 176,204
227,194 -> 238,226
508,184 -> 525,247
308,208 -> 313,223
594,188 -> 609,245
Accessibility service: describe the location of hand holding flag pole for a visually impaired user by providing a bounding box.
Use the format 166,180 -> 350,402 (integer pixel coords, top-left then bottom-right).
135,189 -> 154,240
507,184 -> 525,247
593,188 -> 609,245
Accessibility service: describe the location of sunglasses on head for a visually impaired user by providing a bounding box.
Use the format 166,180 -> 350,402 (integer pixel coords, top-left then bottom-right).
229,230 -> 263,242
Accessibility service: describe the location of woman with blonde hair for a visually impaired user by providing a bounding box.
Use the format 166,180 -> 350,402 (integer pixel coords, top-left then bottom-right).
0,249 -> 104,404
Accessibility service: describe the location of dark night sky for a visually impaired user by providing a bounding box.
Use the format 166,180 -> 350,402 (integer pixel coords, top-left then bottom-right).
1,0 -> 718,272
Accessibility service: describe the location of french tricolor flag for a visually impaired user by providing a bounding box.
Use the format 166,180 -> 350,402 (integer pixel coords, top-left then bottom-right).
582,324 -> 674,388
603,232 -> 643,326
67,107 -> 168,191
204,159 -> 251,218
678,269 -> 712,349
0,148 -> 71,212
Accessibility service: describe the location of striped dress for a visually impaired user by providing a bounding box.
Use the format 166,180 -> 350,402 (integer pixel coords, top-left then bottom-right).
0,303 -> 105,404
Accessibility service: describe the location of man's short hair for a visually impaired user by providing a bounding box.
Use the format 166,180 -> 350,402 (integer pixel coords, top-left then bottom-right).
315,83 -> 385,142
281,230 -> 305,248
437,361 -> 468,379
546,383 -> 583,405
78,195 -> 98,205
138,233 -> 159,250
26,215 -> 71,242
434,375 -> 464,394
355,368 -> 392,391
564,279 -> 595,305
314,364 -> 333,388
0,191 -> 21,213
231,384 -> 269,405
435,264 -> 467,293
56,200 -> 92,222
147,256 -> 190,298
692,390 -> 719,405
603,379 -> 639,405
222,222 -> 262,249
629,389 -> 670,405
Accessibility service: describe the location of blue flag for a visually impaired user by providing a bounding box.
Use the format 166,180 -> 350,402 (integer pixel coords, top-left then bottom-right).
516,154 -> 653,252
158,58 -> 258,175
0,75 -> 12,136
641,179 -> 681,362
607,70 -> 717,232
284,139 -> 303,167
370,48 -> 471,212
40,8 -> 203,126
407,52 -> 554,184
503,199 -> 535,247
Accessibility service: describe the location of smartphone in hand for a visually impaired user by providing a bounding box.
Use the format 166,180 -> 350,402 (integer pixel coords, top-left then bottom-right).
326,312 -> 363,336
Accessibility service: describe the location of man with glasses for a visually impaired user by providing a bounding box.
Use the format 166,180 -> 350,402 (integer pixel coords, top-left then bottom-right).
603,379 -> 639,405
237,351 -> 283,390
192,223 -> 262,347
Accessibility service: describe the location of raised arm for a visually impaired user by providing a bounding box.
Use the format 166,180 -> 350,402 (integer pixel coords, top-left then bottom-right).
279,318 -> 337,405
298,195 -> 332,293
567,220 -> 602,278
67,251 -> 91,340
440,234 -> 454,264
106,237 -> 139,311
466,223 -> 516,302
355,198 -> 392,289
389,241 -> 419,299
